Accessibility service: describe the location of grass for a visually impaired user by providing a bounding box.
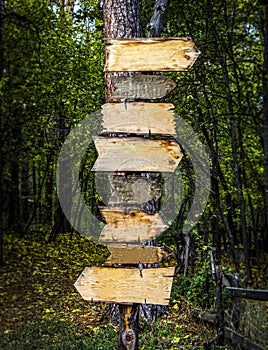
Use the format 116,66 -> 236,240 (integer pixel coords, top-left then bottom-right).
0,230 -> 220,349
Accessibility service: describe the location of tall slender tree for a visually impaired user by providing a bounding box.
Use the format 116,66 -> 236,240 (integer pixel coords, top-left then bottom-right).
263,1 -> 268,246
0,0 -> 5,266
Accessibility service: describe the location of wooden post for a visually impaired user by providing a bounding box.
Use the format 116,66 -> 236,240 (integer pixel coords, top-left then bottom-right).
103,1 -> 141,349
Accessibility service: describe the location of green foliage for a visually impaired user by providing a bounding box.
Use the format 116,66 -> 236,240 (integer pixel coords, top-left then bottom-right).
1,0 -> 105,229
1,0 -> 267,253
172,259 -> 216,311
0,317 -> 117,350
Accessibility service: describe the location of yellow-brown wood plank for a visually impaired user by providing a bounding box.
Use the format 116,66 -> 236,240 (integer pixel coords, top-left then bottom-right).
106,244 -> 170,264
110,74 -> 176,100
105,38 -> 200,72
74,266 -> 175,305
99,208 -> 168,243
92,137 -> 183,172
102,102 -> 176,135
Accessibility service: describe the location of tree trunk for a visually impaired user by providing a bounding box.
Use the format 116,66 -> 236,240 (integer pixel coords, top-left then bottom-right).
263,3 -> 268,248
20,159 -> 30,226
103,0 -> 140,103
103,1 -> 172,347
0,0 -> 4,266
103,1 -> 141,349
8,160 -> 20,230
146,0 -> 170,37
207,0 -> 251,281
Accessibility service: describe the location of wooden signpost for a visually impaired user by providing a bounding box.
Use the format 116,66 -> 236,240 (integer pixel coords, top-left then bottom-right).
110,75 -> 176,100
99,208 -> 167,243
105,38 -> 200,72
102,102 -> 176,135
92,137 -> 183,172
106,244 -> 171,264
75,266 -> 175,305
74,36 -> 200,349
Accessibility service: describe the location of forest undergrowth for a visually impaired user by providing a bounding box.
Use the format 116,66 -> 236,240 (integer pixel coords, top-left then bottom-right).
0,230 -> 266,349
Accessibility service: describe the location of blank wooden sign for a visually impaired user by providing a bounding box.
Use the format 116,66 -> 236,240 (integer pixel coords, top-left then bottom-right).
92,137 -> 183,172
99,208 -> 168,243
105,38 -> 200,72
106,244 -> 170,264
74,266 -> 175,305
102,102 -> 176,135
111,74 -> 176,100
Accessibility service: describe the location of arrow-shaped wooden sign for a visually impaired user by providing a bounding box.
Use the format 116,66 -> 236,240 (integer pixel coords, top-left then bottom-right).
99,208 -> 168,243
92,137 -> 183,172
110,74 -> 176,100
105,38 -> 200,72
74,266 -> 175,305
102,102 -> 176,135
106,244 -> 170,264
108,173 -> 163,206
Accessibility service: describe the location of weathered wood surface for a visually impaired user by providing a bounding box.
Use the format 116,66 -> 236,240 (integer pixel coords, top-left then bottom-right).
108,173 -> 163,206
102,102 -> 176,135
99,208 -> 167,243
106,244 -> 170,264
224,327 -> 267,350
92,137 -> 183,172
110,74 -> 176,100
105,38 -> 200,72
226,287 -> 268,301
74,266 -> 175,305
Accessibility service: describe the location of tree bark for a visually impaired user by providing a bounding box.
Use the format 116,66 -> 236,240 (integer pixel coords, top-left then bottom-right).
263,3 -> 268,247
103,1 -> 141,349
8,160 -> 20,230
146,0 -> 170,37
20,159 -> 30,225
0,0 -> 5,266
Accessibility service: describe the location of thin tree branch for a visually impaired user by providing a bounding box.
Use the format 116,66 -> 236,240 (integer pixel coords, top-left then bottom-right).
146,0 -> 170,37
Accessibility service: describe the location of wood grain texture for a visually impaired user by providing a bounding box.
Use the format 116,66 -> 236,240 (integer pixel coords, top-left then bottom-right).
74,266 -> 175,305
102,102 -> 176,135
92,137 -> 183,172
106,244 -> 170,264
105,38 -> 200,72
110,74 -> 176,100
108,173 -> 163,206
99,208 -> 167,243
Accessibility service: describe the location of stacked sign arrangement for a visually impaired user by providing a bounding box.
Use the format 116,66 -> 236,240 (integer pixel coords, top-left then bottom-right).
74,37 -> 200,319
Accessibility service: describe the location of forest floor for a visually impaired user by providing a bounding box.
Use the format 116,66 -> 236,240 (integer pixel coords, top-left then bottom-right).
0,230 -> 264,349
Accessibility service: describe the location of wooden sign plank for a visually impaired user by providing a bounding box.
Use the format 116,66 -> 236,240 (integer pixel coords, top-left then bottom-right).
111,74 -> 176,100
74,266 -> 175,305
105,38 -> 200,72
102,102 -> 176,135
92,137 -> 183,172
99,208 -> 168,243
108,173 -> 163,206
106,244 -> 170,264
